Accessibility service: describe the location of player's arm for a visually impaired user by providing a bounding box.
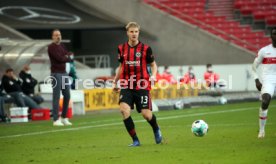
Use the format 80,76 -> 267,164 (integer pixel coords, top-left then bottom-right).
48,45 -> 72,63
19,71 -> 26,83
112,47 -> 123,92
146,47 -> 157,80
113,64 -> 122,84
252,50 -> 263,91
150,61 -> 157,79
112,64 -> 122,92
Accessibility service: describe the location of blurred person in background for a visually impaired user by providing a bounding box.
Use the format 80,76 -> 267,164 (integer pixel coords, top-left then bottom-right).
0,82 -> 8,123
48,29 -> 73,126
161,65 -> 177,84
1,68 -> 41,110
180,66 -> 196,85
203,64 -> 219,88
19,65 -> 44,104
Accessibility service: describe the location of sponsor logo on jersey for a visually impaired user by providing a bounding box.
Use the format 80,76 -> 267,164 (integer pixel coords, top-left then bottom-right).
262,57 -> 276,64
125,61 -> 140,66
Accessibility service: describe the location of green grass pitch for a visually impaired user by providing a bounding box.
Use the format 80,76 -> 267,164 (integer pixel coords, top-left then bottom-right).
1,101 -> 276,164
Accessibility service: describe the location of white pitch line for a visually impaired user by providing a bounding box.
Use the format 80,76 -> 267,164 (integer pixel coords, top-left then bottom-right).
0,106 -> 261,139
157,106 -> 259,121
95,123 -> 274,130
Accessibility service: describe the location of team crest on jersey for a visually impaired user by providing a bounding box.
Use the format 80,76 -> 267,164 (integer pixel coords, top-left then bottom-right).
135,52 -> 141,57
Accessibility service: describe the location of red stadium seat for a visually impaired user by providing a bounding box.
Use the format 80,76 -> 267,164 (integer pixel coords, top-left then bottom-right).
266,16 -> 276,26
144,0 -> 271,52
235,0 -> 276,26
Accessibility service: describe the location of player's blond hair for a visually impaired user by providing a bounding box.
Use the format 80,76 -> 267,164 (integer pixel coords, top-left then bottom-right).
125,22 -> 140,31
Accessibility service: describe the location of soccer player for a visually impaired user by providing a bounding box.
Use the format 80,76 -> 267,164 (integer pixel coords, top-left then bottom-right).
112,22 -> 162,146
252,27 -> 276,138
48,29 -> 73,126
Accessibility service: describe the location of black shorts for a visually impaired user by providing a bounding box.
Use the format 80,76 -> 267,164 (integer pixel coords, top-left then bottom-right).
119,89 -> 152,113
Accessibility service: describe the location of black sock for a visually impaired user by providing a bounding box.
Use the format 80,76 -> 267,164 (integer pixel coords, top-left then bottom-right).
123,116 -> 138,141
147,114 -> 159,131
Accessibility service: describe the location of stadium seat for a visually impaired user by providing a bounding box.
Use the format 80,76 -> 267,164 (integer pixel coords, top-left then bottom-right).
234,0 -> 276,27
144,0 -> 271,52
266,16 -> 276,26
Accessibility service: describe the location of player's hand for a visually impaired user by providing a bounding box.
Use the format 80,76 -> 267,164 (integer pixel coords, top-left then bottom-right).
255,79 -> 262,91
69,54 -> 74,60
112,81 -> 120,92
149,75 -> 156,81
12,74 -> 18,80
149,75 -> 156,86
66,52 -> 74,62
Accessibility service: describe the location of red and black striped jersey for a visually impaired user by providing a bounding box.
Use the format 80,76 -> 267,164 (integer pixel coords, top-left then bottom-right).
117,42 -> 155,90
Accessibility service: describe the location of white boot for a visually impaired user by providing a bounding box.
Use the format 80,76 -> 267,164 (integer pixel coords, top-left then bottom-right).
61,118 -> 72,126
258,131 -> 265,139
53,118 -> 64,126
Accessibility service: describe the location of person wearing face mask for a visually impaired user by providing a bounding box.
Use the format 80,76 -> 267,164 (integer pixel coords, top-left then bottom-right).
181,66 -> 197,85
19,65 -> 44,104
161,66 -> 177,84
204,64 -> 219,88
1,68 -> 41,109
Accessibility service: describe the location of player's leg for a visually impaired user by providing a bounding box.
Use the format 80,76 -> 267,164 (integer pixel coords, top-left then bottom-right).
31,95 -> 44,104
258,93 -> 270,138
60,74 -> 72,126
22,93 -> 40,109
135,90 -> 162,144
8,92 -> 26,107
51,74 -> 63,126
258,82 -> 274,138
141,109 -> 162,144
0,96 -> 7,122
119,89 -> 140,146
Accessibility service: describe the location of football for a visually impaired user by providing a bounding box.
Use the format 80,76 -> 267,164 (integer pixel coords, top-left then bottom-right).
191,120 -> 208,137
218,96 -> 228,105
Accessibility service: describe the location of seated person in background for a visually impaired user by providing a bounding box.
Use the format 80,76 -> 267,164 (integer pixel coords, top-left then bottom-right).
180,66 -> 197,85
0,82 -> 8,122
161,66 -> 177,84
1,68 -> 41,110
19,65 -> 44,104
204,64 -> 219,88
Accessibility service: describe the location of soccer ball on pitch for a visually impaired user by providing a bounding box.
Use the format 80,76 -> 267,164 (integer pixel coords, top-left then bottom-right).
191,120 -> 208,137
